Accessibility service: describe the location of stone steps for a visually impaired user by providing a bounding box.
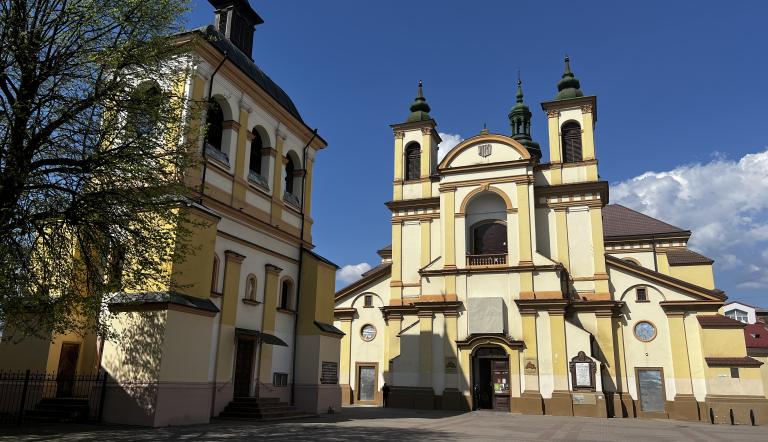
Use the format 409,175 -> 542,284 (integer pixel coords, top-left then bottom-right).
25,398 -> 90,423
218,397 -> 312,421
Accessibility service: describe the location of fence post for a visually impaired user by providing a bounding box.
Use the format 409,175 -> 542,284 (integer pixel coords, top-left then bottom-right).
17,369 -> 30,426
98,370 -> 108,422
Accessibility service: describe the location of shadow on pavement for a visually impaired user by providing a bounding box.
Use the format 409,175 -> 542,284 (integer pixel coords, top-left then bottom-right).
0,407 -> 467,441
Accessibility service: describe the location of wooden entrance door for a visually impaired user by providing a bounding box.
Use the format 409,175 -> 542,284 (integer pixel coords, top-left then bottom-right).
491,359 -> 510,410
56,343 -> 80,397
233,338 -> 255,397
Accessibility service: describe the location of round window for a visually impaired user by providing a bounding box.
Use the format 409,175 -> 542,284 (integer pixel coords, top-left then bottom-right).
361,324 -> 377,342
634,321 -> 657,342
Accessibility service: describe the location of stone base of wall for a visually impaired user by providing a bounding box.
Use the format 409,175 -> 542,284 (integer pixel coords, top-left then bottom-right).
442,388 -> 469,411
667,394 -> 700,422
545,391 -> 574,416
604,392 -> 632,418
512,391 -> 544,414
102,381 -> 213,427
571,392 -> 607,418
388,386 -> 435,409
340,383 -> 352,406
704,395 -> 768,425
294,384 -> 341,414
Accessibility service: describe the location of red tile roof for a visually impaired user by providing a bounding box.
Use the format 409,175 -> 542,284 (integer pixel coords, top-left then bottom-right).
697,314 -> 746,327
745,322 -> 768,349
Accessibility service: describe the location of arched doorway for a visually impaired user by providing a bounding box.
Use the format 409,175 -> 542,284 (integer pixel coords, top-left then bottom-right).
471,346 -> 510,410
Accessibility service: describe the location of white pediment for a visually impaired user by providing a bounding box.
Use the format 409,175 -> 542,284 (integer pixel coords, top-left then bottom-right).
439,134 -> 530,170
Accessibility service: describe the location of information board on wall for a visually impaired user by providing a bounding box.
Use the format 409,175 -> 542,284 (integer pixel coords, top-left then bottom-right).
574,362 -> 591,388
320,361 -> 338,384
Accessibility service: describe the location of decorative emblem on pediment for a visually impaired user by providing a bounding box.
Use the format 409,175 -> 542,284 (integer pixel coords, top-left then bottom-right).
478,143 -> 492,158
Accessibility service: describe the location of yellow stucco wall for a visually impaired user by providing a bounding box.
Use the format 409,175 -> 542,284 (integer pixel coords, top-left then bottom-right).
669,265 -> 715,290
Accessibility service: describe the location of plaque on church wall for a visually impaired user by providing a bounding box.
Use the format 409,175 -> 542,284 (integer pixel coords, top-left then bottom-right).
445,357 -> 457,373
320,361 -> 338,385
524,358 -> 538,375
574,363 -> 591,387
569,351 -> 597,391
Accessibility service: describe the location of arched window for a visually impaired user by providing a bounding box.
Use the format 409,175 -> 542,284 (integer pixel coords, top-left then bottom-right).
465,192 -> 508,266
280,279 -> 293,310
127,84 -> 162,138
471,221 -> 508,255
249,129 -> 263,176
211,254 -> 220,294
245,275 -> 257,301
284,155 -> 295,194
561,121 -> 582,163
205,100 -> 225,151
405,143 -> 421,181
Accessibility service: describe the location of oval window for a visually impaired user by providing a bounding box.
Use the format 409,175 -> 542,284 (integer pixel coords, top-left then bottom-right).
361,324 -> 377,342
634,321 -> 657,342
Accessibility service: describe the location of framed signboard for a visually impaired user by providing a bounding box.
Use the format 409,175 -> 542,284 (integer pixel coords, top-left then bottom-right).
569,351 -> 597,391
320,361 -> 338,385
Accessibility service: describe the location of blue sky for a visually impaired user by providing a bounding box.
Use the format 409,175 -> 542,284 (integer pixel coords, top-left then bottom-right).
187,1 -> 768,307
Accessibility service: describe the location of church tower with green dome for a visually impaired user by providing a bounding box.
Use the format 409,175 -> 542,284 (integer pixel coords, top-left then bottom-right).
508,77 -> 542,160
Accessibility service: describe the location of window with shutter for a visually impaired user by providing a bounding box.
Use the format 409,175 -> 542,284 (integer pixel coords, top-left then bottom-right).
561,121 -> 582,163
405,143 -> 421,181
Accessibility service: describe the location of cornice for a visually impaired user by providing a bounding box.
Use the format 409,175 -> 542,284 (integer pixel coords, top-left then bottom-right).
385,197 -> 441,212
540,95 -> 598,122
390,119 -> 437,131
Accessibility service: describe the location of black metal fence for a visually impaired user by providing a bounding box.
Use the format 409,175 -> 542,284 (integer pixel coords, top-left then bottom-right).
0,370 -> 107,425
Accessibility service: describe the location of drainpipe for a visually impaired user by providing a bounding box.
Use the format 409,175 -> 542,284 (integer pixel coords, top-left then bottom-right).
651,234 -> 658,272
289,128 -> 318,407
205,52 -> 227,418
199,52 -> 228,202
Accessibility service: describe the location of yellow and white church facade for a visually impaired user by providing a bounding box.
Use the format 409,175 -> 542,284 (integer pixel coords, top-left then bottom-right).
0,0 -> 342,427
334,60 -> 768,424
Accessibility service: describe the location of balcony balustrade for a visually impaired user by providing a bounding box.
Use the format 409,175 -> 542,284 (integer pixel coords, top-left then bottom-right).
466,253 -> 507,267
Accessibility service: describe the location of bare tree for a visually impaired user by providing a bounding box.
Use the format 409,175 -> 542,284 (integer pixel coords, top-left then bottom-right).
0,0 -> 200,339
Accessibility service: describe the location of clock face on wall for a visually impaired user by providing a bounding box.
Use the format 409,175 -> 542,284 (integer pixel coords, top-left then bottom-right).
361,324 -> 377,342
634,321 -> 657,342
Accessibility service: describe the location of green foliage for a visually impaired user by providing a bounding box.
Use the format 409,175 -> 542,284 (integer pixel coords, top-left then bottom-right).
0,0 -> 201,339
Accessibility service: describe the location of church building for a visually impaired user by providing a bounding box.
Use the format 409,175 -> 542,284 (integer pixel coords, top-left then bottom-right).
0,0 -> 342,427
334,59 -> 768,424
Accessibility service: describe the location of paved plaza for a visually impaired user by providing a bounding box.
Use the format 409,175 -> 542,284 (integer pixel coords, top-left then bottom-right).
0,407 -> 766,441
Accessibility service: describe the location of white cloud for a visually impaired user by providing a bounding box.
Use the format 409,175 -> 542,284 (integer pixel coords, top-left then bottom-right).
612,149 -> 768,293
437,133 -> 464,162
337,262 -> 372,285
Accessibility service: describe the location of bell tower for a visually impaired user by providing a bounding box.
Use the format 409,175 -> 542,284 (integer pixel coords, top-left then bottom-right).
509,76 -> 542,161
388,82 -> 442,301
540,56 -> 609,299
390,81 -> 441,201
540,56 -> 598,184
209,0 -> 264,59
